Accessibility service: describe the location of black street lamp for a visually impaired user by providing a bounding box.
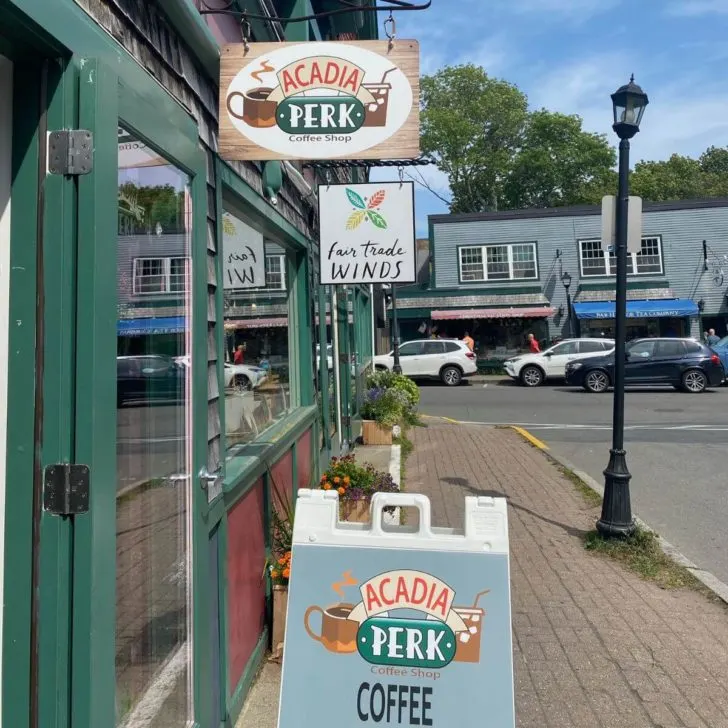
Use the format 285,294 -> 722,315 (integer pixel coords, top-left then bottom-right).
598,76 -> 648,539
388,285 -> 402,373
561,271 -> 573,338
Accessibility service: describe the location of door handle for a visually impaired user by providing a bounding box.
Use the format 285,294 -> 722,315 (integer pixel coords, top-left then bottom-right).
166,474 -> 190,486
199,466 -> 223,492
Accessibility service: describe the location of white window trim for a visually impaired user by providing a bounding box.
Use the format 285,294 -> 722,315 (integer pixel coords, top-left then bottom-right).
132,256 -> 190,295
265,253 -> 287,290
578,236 -> 664,278
458,243 -> 538,282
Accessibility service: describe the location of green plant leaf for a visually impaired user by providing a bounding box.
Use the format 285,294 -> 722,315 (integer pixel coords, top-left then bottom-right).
366,210 -> 388,229
346,188 -> 366,209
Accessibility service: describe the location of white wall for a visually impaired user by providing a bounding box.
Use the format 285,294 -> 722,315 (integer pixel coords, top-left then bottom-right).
0,54 -> 13,714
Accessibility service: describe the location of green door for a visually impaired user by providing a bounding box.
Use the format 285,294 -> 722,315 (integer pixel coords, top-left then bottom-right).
27,59 -> 211,728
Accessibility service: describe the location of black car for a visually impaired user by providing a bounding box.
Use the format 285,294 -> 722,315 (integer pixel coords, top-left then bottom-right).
117,355 -> 186,407
564,338 -> 725,393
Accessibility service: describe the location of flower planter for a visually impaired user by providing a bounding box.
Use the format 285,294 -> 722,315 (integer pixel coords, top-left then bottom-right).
362,419 -> 393,445
340,499 -> 370,523
272,585 -> 289,653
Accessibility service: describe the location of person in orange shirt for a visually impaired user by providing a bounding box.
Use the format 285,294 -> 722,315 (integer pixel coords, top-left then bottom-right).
462,331 -> 475,351
527,333 -> 541,353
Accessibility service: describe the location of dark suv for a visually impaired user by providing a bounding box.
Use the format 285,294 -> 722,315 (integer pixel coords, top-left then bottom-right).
564,338 -> 725,393
117,355 -> 186,407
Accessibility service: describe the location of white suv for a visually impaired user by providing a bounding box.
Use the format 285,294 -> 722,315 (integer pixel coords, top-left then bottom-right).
504,338 -> 615,387
373,339 -> 477,386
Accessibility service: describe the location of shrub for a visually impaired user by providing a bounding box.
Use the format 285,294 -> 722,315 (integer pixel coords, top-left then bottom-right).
317,454 -> 398,503
366,370 -> 420,409
361,386 -> 411,427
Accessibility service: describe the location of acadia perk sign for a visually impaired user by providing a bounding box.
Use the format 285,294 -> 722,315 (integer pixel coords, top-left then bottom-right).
220,41 -> 419,161
279,491 -> 516,728
319,182 -> 416,285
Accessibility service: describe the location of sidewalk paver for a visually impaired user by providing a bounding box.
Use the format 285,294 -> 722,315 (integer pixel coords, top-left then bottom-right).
408,424 -> 728,728
237,424 -> 728,728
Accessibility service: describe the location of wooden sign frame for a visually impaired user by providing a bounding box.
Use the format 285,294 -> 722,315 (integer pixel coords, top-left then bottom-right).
219,40 -> 420,161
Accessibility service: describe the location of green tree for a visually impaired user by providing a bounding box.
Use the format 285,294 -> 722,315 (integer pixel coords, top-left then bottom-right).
630,154 -> 705,201
503,110 -> 616,209
420,64 -> 528,213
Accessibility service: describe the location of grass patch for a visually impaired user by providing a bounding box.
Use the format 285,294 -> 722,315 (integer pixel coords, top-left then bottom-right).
556,464 -> 603,507
585,528 -> 704,591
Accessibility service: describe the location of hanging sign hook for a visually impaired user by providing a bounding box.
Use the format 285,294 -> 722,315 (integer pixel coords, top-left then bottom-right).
241,12 -> 252,53
384,11 -> 396,50
398,165 -> 405,187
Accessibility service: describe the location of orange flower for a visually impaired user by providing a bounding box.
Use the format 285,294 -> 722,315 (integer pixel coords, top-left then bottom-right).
333,476 -> 341,484
321,474 -> 327,482
278,557 -> 286,565
271,570 -> 279,579
338,487 -> 346,496
323,483 -> 332,491
282,568 -> 290,579
343,476 -> 351,485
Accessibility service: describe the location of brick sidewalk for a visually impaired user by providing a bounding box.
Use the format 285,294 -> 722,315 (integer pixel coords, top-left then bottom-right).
409,424 -> 728,728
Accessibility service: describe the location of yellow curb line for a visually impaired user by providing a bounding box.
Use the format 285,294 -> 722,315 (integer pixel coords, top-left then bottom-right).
420,414 -> 461,424
511,426 -> 549,451
441,416 -> 461,424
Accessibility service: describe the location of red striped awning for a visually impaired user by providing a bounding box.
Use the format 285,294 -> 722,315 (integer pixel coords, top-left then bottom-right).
224,317 -> 289,330
431,306 -> 554,320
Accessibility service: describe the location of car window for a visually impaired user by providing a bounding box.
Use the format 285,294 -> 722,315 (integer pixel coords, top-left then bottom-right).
579,341 -> 606,354
444,341 -> 461,353
422,341 -> 446,355
398,342 -> 424,357
117,359 -> 139,377
549,342 -> 578,355
655,340 -> 686,358
601,341 -> 615,350
685,340 -> 703,354
627,340 -> 655,358
140,356 -> 172,374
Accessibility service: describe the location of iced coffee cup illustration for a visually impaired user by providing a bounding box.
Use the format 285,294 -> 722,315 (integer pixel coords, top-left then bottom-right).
453,589 -> 489,664
304,603 -> 358,654
226,87 -> 277,128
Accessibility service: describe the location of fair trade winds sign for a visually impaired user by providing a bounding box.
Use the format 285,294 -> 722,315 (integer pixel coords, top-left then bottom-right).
319,182 -> 416,285
222,211 -> 265,290
219,41 -> 419,161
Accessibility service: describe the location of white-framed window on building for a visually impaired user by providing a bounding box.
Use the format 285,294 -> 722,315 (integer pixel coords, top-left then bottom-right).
132,256 -> 190,294
458,243 -> 538,282
265,254 -> 286,289
578,236 -> 664,277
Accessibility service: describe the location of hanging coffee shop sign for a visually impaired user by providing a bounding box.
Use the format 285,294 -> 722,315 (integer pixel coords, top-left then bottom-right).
319,182 -> 416,285
219,41 -> 419,161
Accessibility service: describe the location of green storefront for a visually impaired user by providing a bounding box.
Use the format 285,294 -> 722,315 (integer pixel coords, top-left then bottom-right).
0,1 -> 375,727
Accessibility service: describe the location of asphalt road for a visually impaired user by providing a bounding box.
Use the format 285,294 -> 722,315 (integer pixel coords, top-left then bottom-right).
417,377 -> 728,586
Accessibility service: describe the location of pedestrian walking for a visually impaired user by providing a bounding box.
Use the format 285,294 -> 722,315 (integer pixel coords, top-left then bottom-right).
462,331 -> 475,351
707,328 -> 720,346
527,333 -> 541,354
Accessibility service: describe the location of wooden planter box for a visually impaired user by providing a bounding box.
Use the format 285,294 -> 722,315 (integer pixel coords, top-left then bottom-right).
272,585 -> 288,653
340,499 -> 370,523
362,420 -> 393,445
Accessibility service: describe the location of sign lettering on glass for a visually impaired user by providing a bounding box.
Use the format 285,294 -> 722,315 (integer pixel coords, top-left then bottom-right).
219,41 -> 419,161
319,182 -> 416,285
279,492 -> 515,728
222,211 -> 265,290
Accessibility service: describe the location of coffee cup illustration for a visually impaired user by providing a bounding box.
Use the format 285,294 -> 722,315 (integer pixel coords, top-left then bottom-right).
453,589 -> 489,664
226,87 -> 277,129
304,603 -> 358,654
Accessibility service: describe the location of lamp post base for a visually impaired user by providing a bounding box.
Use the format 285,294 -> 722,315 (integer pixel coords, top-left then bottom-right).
393,366 -> 402,374
597,448 -> 636,538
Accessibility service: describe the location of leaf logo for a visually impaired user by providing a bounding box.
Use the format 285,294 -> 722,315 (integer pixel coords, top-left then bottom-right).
344,188 -> 388,230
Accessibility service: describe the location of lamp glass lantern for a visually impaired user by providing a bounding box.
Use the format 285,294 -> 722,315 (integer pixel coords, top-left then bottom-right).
561,271 -> 572,290
611,75 -> 649,139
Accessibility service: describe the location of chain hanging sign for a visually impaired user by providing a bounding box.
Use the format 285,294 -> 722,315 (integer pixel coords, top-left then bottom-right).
319,181 -> 416,285
278,491 -> 515,728
219,41 -> 419,161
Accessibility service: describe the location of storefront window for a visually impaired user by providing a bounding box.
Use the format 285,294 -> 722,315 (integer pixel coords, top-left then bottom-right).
222,202 -> 291,452
115,129 -> 192,726
441,318 -> 549,360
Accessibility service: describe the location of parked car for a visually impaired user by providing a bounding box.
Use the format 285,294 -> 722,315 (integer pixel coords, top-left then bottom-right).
373,339 -> 477,386
175,354 -> 267,391
565,337 -> 724,393
117,355 -> 186,407
710,335 -> 728,380
504,338 -> 615,387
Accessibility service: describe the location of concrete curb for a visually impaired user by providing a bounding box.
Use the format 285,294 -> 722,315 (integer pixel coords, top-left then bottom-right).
539,443 -> 728,606
389,444 -> 402,486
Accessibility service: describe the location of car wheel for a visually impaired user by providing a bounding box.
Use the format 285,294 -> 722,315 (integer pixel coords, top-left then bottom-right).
233,374 -> 252,392
584,369 -> 610,393
520,365 -> 544,387
441,366 -> 462,386
681,369 -> 707,393
375,365 -> 388,371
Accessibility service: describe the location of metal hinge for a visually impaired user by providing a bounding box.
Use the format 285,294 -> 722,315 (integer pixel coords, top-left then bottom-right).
43,464 -> 90,516
48,130 -> 93,175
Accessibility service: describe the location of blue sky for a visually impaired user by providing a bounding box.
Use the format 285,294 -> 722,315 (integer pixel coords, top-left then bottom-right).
371,0 -> 728,235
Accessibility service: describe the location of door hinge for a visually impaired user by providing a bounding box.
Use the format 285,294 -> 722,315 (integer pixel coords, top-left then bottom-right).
43,464 -> 90,516
48,130 -> 93,175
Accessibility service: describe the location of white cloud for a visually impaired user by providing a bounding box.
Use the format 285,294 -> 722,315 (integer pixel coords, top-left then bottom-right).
666,0 -> 728,16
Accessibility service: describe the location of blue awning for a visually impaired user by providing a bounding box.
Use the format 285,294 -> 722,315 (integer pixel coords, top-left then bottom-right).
118,316 -> 186,336
573,299 -> 699,320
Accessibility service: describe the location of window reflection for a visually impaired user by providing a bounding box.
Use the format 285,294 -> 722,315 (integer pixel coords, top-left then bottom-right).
222,203 -> 291,452
115,128 -> 192,727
